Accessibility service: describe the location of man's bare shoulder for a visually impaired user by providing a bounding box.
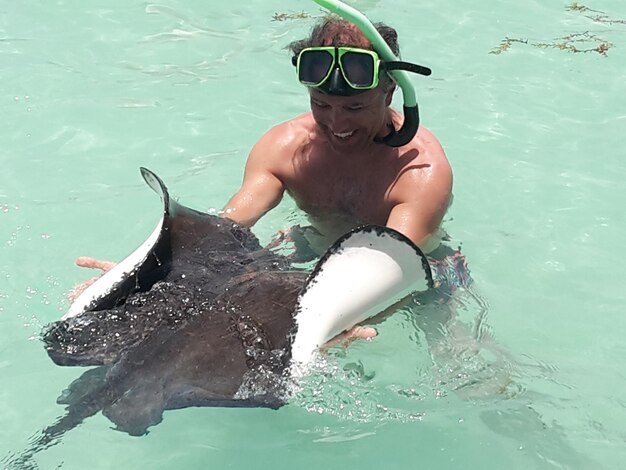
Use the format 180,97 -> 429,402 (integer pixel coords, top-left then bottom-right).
243,113 -> 316,178
255,113 -> 316,154
395,125 -> 452,179
389,125 -> 452,203
411,126 -> 448,164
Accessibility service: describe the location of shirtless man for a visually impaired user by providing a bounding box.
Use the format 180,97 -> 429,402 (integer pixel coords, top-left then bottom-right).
223,18 -> 452,258
75,17 -> 453,341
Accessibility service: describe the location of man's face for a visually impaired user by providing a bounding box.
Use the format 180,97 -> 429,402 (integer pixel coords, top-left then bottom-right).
309,86 -> 392,151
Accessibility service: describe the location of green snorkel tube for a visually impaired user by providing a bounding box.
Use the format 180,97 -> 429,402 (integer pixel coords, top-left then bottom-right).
312,0 -> 428,147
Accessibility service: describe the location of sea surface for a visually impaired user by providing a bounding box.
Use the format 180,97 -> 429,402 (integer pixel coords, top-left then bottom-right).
1,0 -> 625,468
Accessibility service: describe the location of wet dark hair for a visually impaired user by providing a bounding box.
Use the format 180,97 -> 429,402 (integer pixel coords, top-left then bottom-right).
287,15 -> 400,91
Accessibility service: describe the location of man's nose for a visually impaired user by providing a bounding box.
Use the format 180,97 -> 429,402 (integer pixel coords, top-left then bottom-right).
327,107 -> 349,130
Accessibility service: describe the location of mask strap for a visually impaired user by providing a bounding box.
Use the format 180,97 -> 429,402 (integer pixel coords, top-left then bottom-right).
382,61 -> 431,77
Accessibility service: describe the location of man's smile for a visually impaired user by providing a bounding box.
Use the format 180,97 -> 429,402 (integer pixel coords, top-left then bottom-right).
332,130 -> 355,139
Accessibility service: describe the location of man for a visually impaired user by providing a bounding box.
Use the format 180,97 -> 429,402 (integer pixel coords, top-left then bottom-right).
223,17 -> 452,259
75,16 -> 453,341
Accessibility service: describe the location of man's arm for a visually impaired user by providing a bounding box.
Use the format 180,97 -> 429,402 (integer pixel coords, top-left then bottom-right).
386,198 -> 450,253
386,132 -> 453,253
222,128 -> 287,227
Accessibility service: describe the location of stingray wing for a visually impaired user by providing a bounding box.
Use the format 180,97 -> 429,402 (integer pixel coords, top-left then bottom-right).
63,168 -> 178,319
45,168 -> 263,365
290,225 -> 434,367
63,168 -> 261,320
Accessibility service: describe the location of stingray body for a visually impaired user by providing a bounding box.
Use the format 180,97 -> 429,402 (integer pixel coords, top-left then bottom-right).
43,170 -> 309,432
11,168 -> 432,466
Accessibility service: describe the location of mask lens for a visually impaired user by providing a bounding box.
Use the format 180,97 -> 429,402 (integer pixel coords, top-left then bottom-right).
341,51 -> 375,88
298,50 -> 334,86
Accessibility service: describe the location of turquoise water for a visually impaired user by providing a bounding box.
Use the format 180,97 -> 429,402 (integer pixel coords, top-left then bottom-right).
2,0 -> 625,468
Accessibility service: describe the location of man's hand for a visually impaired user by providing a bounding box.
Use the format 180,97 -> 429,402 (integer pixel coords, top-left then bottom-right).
323,325 -> 378,351
67,257 -> 116,302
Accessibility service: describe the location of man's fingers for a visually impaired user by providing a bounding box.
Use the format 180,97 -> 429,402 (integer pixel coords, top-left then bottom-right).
323,325 -> 378,351
348,326 -> 378,340
75,257 -> 116,272
67,277 -> 98,302
68,257 -> 115,304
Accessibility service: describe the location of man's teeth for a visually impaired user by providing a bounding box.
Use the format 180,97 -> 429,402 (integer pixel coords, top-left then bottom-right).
333,131 -> 354,138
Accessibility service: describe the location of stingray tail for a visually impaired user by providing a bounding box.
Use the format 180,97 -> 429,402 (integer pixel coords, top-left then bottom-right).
8,411 -> 95,468
3,368 -> 109,469
2,405 -> 101,469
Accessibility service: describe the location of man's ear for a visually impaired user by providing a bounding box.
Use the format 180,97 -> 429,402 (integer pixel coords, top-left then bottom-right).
384,87 -> 395,106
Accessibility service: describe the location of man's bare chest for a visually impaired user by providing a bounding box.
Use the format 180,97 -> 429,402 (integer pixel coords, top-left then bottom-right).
285,165 -> 394,223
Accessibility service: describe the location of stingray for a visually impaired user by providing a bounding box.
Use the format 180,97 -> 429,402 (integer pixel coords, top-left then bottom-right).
5,168 -> 432,468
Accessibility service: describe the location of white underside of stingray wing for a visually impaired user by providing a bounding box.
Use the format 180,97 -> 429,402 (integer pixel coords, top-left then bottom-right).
289,226 -> 432,369
63,168 -> 170,320
62,216 -> 165,320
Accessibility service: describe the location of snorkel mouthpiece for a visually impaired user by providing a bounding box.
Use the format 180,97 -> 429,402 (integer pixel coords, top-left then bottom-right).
312,0 -> 430,147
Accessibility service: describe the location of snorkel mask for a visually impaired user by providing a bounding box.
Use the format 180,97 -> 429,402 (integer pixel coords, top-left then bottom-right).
293,46 -> 431,97
296,0 -> 431,147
